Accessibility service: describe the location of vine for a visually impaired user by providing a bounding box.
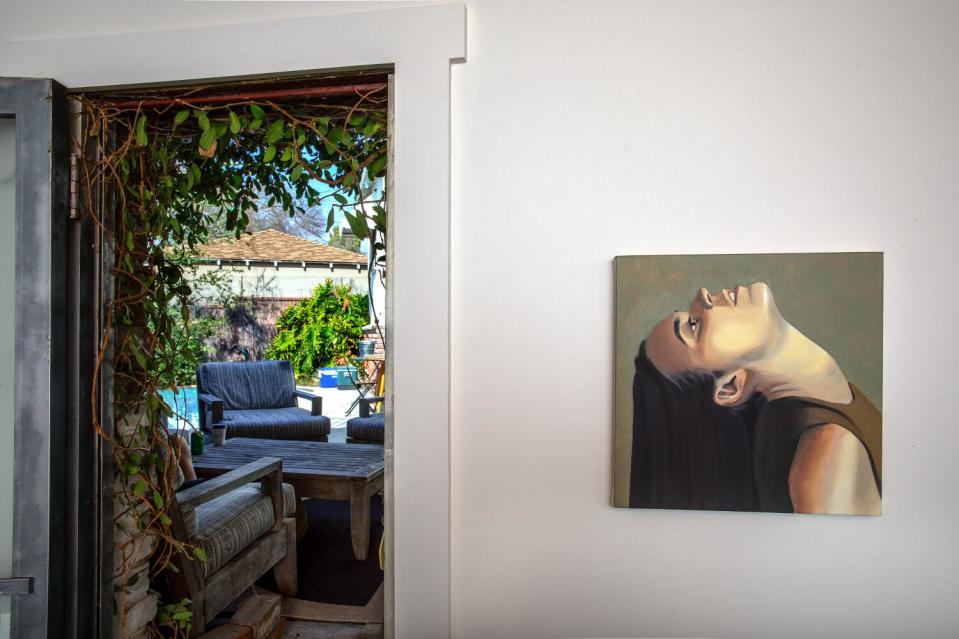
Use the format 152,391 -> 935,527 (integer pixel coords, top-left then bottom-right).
74,78 -> 388,636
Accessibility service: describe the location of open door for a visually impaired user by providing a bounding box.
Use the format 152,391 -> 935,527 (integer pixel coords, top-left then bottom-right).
0,78 -> 69,639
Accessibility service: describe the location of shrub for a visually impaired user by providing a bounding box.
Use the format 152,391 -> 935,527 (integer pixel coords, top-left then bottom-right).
266,280 -> 369,381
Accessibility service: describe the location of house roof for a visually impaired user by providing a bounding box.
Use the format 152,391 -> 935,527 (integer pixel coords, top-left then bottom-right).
195,229 -> 367,265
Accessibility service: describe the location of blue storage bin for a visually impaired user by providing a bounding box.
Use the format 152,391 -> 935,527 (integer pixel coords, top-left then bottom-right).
319,368 -> 338,388
336,365 -> 358,390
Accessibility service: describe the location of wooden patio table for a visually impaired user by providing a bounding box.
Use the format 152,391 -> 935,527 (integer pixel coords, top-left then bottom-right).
191,438 -> 384,560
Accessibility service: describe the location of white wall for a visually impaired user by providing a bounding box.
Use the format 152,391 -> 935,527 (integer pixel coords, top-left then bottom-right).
451,1 -> 959,638
2,1 -> 958,637
192,263 -> 367,298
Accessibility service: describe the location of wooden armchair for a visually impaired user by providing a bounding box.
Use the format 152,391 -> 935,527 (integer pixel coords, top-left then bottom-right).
164,457 -> 298,636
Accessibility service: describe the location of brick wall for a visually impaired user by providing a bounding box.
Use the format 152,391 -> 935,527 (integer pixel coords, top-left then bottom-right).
195,297 -> 303,361
196,297 -> 386,365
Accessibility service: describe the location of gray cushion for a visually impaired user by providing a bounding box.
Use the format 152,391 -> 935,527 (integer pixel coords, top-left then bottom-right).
197,361 -> 296,411
346,414 -> 385,442
181,482 -> 297,578
223,407 -> 331,440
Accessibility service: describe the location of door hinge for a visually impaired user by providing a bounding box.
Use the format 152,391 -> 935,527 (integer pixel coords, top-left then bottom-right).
0,576 -> 34,595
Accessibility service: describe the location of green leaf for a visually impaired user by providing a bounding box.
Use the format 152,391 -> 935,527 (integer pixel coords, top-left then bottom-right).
343,173 -> 355,188
373,208 -> 387,230
280,147 -> 293,163
160,513 -> 172,526
151,490 -> 164,510
344,211 -> 368,240
263,145 -> 277,163
228,111 -> 241,134
196,111 -> 210,131
333,193 -> 348,205
173,109 -> 190,127
326,207 -> 335,232
134,115 -> 148,146
132,479 -> 147,495
250,103 -> 266,120
266,119 -> 285,144
199,128 -> 215,151
193,547 -> 209,562
291,165 -> 304,181
369,154 -> 387,176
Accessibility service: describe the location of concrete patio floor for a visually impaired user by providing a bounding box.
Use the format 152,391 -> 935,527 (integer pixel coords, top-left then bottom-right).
295,385 -> 365,443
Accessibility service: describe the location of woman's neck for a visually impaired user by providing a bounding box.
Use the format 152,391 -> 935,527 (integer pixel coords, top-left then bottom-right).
749,324 -> 852,403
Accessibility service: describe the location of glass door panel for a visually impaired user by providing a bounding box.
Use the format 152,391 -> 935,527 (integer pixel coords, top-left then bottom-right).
0,115 -> 14,639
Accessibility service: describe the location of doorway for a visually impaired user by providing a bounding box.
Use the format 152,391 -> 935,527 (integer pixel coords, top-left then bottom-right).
0,6 -> 462,638
75,71 -> 390,638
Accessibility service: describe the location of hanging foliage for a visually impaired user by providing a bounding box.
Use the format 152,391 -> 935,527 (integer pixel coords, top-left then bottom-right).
75,78 -> 388,637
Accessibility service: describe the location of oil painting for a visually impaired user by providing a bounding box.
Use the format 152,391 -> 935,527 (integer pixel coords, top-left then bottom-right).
613,253 -> 883,515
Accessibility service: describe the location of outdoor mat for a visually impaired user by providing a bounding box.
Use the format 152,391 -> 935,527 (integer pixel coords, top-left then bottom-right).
258,495 -> 384,607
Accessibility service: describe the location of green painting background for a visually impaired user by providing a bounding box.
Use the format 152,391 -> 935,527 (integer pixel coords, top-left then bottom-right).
612,252 -> 883,507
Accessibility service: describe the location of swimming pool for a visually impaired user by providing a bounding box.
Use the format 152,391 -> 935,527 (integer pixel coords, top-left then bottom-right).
160,386 -> 200,431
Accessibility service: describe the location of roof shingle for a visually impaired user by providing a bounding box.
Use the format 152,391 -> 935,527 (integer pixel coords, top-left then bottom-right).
195,229 -> 366,265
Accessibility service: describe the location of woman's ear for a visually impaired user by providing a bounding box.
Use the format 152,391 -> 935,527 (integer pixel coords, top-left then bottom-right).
713,369 -> 749,407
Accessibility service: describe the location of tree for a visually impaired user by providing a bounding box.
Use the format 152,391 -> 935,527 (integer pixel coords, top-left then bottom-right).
327,226 -> 361,253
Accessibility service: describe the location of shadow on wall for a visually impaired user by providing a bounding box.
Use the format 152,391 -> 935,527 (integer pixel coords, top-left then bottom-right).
197,298 -> 302,362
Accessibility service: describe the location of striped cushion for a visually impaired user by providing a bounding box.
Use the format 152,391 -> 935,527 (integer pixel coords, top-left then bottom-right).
346,414 -> 385,442
223,408 -> 331,440
197,361 -> 296,411
181,483 -> 297,578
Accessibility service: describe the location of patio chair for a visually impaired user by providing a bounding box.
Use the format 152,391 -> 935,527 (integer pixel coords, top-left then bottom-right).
197,360 -> 331,441
163,457 -> 298,637
346,395 -> 385,443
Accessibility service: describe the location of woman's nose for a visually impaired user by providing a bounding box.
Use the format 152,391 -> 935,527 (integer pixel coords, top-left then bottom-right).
696,287 -> 714,309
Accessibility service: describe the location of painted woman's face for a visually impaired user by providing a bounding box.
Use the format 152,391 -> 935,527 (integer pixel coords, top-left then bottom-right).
646,281 -> 788,375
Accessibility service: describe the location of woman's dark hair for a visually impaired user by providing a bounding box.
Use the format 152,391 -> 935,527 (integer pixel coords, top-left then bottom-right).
629,341 -> 761,511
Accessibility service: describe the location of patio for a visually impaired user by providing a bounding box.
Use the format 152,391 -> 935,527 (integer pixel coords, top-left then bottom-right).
160,365 -> 386,637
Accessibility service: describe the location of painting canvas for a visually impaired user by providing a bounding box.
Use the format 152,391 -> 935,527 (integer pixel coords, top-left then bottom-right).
613,252 -> 882,516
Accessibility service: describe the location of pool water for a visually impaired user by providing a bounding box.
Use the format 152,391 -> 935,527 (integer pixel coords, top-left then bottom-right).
160,386 -> 200,431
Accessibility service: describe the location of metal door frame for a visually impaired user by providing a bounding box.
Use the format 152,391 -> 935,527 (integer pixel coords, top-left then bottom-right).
0,78 -> 70,639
